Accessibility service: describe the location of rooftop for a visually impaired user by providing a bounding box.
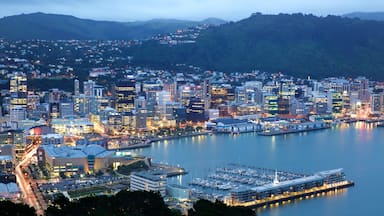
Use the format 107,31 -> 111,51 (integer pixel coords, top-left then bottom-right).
42,144 -> 116,159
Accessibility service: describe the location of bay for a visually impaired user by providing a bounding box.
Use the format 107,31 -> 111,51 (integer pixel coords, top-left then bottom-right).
135,122 -> 383,216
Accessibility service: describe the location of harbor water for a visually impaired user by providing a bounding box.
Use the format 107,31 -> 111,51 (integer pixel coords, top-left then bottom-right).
135,122 -> 384,216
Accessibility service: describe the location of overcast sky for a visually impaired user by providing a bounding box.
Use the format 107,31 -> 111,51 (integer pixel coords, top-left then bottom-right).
1,0 -> 384,21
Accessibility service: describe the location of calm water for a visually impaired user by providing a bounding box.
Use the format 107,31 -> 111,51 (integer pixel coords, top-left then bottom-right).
135,122 -> 383,216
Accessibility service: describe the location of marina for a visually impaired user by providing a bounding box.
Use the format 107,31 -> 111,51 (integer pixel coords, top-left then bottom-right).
188,164 -> 354,209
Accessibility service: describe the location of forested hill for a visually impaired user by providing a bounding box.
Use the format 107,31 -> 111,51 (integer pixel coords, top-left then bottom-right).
129,13 -> 384,80
0,13 -> 226,40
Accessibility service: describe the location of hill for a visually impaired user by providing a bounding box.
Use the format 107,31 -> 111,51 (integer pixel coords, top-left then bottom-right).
343,12 -> 384,21
129,13 -> 384,80
0,13 -> 226,40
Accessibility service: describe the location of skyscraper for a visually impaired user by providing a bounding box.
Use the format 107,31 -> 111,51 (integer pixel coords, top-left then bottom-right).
10,72 -> 27,109
114,77 -> 136,113
83,80 -> 95,97
74,79 -> 80,96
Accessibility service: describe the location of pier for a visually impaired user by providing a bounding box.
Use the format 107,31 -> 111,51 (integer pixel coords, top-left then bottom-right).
189,165 -> 354,209
229,180 -> 354,208
257,125 -> 330,136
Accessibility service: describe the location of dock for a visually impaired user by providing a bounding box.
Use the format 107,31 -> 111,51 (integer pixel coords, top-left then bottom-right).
257,125 -> 330,136
150,163 -> 188,177
188,164 -> 354,209
231,180 -> 354,208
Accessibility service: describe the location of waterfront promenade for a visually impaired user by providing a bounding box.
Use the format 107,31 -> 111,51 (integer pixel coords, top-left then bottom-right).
230,181 -> 354,209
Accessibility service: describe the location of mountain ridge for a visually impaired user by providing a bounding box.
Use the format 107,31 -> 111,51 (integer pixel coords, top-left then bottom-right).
0,12 -> 226,40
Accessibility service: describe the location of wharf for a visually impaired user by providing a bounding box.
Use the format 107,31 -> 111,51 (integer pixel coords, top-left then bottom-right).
189,165 -> 353,210
112,142 -> 151,150
232,181 -> 354,209
149,132 -> 209,142
151,163 -> 188,177
257,126 -> 330,136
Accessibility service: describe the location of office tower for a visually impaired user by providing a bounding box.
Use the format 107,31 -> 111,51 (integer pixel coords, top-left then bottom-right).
114,77 -> 136,113
83,80 -> 95,97
10,72 -> 27,109
74,79 -> 80,96
187,97 -> 205,122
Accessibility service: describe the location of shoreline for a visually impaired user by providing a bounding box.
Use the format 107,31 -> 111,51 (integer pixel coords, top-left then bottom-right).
148,131 -> 210,143
111,132 -> 210,150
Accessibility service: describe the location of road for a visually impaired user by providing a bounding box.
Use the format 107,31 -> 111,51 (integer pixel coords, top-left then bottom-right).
15,145 -> 44,215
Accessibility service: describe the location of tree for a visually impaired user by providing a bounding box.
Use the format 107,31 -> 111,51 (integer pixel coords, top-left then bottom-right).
188,199 -> 255,216
46,190 -> 174,216
0,200 -> 36,216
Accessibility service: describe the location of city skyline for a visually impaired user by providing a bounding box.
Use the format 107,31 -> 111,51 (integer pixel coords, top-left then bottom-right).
1,0 -> 384,21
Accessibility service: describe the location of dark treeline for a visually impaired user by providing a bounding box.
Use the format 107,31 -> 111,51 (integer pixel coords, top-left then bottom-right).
0,190 -> 255,216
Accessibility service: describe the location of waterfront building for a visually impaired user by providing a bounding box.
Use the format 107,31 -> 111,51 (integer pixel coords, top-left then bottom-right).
130,171 -> 167,197
38,144 -> 133,176
167,184 -> 190,200
227,168 -> 350,205
208,118 -> 256,133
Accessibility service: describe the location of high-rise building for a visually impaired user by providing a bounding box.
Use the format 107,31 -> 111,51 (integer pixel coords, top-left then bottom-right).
328,90 -> 343,114
370,94 -> 381,114
83,80 -> 95,97
156,91 -> 171,119
187,97 -> 206,122
10,72 -> 27,109
60,102 -> 74,118
202,79 -> 211,111
263,95 -> 278,115
114,78 -> 136,113
74,79 -> 80,96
